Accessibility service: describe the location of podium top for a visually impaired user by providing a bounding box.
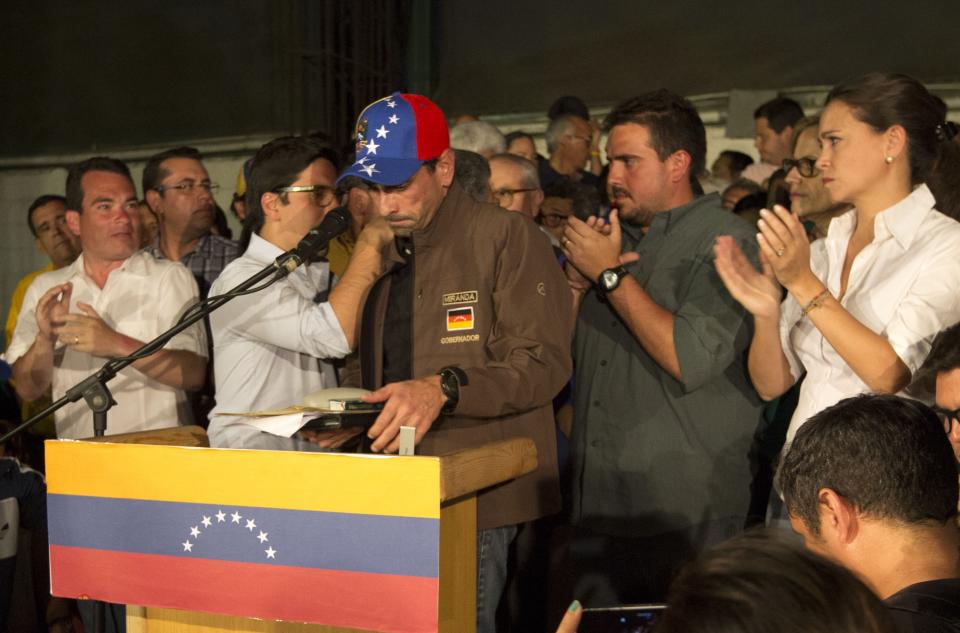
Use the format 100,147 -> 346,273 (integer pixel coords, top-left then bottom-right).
80,426 -> 538,501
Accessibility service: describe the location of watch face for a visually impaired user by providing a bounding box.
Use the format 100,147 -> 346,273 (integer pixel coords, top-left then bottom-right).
601,269 -> 618,290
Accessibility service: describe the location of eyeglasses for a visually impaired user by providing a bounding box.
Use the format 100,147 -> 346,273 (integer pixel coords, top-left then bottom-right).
539,212 -> 570,228
932,405 -> 960,434
782,157 -> 820,178
156,181 -> 220,195
567,134 -> 592,145
492,187 -> 538,206
274,184 -> 336,206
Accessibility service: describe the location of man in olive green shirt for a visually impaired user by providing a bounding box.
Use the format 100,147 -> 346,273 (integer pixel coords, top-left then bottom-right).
561,90 -> 763,604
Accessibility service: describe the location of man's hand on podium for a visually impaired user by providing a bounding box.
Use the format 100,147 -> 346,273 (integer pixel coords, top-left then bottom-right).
362,375 -> 445,453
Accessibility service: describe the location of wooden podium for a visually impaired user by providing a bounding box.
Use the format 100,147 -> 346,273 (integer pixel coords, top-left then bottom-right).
47,427 -> 538,633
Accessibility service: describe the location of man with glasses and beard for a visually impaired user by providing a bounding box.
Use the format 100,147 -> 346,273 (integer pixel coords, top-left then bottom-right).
143,147 -> 240,298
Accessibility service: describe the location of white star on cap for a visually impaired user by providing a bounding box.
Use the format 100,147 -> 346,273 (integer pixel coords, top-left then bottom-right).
265,546 -> 277,559
361,163 -> 379,177
201,516 -> 212,528
190,526 -> 200,538
182,540 -> 193,552
388,114 -> 399,125
375,125 -> 389,139
387,100 -> 397,108
356,155 -> 368,165
216,510 -> 226,522
245,519 -> 257,531
366,139 -> 380,155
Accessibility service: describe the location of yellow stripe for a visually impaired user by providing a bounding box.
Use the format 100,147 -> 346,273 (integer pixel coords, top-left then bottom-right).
45,441 -> 440,519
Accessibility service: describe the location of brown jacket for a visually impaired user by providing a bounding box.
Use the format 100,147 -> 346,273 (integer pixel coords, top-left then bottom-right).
360,183 -> 574,529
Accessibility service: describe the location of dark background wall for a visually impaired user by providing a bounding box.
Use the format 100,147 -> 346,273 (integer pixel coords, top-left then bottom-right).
2,0 -> 959,158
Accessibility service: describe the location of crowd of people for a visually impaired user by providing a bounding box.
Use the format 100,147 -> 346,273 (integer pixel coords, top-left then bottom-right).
2,71 -> 960,633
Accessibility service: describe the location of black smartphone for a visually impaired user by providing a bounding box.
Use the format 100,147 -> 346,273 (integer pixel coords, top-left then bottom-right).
578,604 -> 666,633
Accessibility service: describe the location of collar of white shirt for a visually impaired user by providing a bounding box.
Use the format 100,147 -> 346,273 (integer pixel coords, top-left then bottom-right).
827,184 -> 935,252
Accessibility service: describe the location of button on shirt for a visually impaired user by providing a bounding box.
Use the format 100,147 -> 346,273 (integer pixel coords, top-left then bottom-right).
207,233 -> 351,451
572,193 -> 763,538
4,252 -> 206,439
781,185 -> 960,442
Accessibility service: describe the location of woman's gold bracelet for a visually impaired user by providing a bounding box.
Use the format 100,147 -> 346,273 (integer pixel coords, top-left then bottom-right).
801,288 -> 832,317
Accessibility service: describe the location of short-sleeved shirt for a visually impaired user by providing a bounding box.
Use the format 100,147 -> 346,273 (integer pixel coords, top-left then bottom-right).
780,185 -> 960,442
4,252 -> 207,439
571,193 -> 763,538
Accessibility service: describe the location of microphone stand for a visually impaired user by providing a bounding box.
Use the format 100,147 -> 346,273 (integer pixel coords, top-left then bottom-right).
0,249 -> 310,633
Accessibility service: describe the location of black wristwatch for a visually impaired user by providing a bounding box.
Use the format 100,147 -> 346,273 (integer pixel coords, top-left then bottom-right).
598,265 -> 629,293
437,367 -> 463,414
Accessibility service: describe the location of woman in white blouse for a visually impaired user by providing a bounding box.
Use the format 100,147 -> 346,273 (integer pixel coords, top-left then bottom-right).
715,72 -> 960,443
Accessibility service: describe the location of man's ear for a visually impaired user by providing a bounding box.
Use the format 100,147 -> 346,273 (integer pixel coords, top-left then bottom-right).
667,150 -> 693,185
818,488 -> 859,545
65,210 -> 81,237
261,192 -> 281,222
436,148 -> 456,187
145,190 -> 163,217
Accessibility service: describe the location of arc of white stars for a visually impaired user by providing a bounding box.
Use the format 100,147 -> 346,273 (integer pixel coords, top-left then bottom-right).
388,114 -> 399,125
265,546 -> 277,559
216,510 -> 226,522
257,531 -> 269,543
231,511 -> 242,524
375,125 -> 389,139
201,516 -> 212,528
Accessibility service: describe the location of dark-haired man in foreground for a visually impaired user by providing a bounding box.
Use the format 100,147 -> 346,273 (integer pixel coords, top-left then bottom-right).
778,394 -> 960,632
562,89 -> 762,604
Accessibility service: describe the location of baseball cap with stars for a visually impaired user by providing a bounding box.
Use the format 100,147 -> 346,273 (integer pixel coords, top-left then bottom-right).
337,92 -> 450,187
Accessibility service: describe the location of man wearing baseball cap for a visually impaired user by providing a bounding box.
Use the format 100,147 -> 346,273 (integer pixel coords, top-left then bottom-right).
343,92 -> 573,633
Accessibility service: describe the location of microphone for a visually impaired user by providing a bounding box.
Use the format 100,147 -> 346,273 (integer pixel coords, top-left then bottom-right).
292,206 -> 352,265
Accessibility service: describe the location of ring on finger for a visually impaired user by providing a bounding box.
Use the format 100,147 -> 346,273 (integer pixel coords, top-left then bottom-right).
775,248 -> 785,257
74,335 -> 79,345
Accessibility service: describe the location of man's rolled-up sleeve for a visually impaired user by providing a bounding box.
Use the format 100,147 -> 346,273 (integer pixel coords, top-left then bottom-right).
673,239 -> 757,393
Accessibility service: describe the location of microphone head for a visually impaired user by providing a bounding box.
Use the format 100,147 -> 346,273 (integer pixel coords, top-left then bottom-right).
322,206 -> 352,233
294,206 -> 353,264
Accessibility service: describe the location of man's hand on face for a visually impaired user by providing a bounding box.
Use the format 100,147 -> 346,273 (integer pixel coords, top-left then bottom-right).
356,216 -> 394,249
362,375 -> 446,453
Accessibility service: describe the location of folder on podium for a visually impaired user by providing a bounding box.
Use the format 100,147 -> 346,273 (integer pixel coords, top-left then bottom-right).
44,428 -> 538,633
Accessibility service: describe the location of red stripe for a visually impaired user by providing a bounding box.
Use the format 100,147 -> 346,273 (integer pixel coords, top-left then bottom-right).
51,545 -> 438,633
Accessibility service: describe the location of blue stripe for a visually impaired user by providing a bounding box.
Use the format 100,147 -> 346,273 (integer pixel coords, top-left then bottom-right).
47,494 -> 439,578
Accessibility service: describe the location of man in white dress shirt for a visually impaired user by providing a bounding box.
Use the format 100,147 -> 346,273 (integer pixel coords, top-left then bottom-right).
207,136 -> 391,450
6,157 -> 208,440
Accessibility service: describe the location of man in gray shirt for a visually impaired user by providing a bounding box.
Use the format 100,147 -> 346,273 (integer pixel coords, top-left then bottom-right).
561,89 -> 763,604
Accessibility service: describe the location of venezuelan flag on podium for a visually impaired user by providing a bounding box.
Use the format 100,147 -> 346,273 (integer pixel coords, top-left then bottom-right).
45,440 -> 442,633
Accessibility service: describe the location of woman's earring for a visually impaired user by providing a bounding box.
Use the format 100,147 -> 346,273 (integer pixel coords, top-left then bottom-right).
885,156 -> 894,164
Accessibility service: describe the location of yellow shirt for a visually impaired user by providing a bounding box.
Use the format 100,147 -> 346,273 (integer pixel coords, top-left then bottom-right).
326,233 -> 356,280
4,263 -> 56,437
